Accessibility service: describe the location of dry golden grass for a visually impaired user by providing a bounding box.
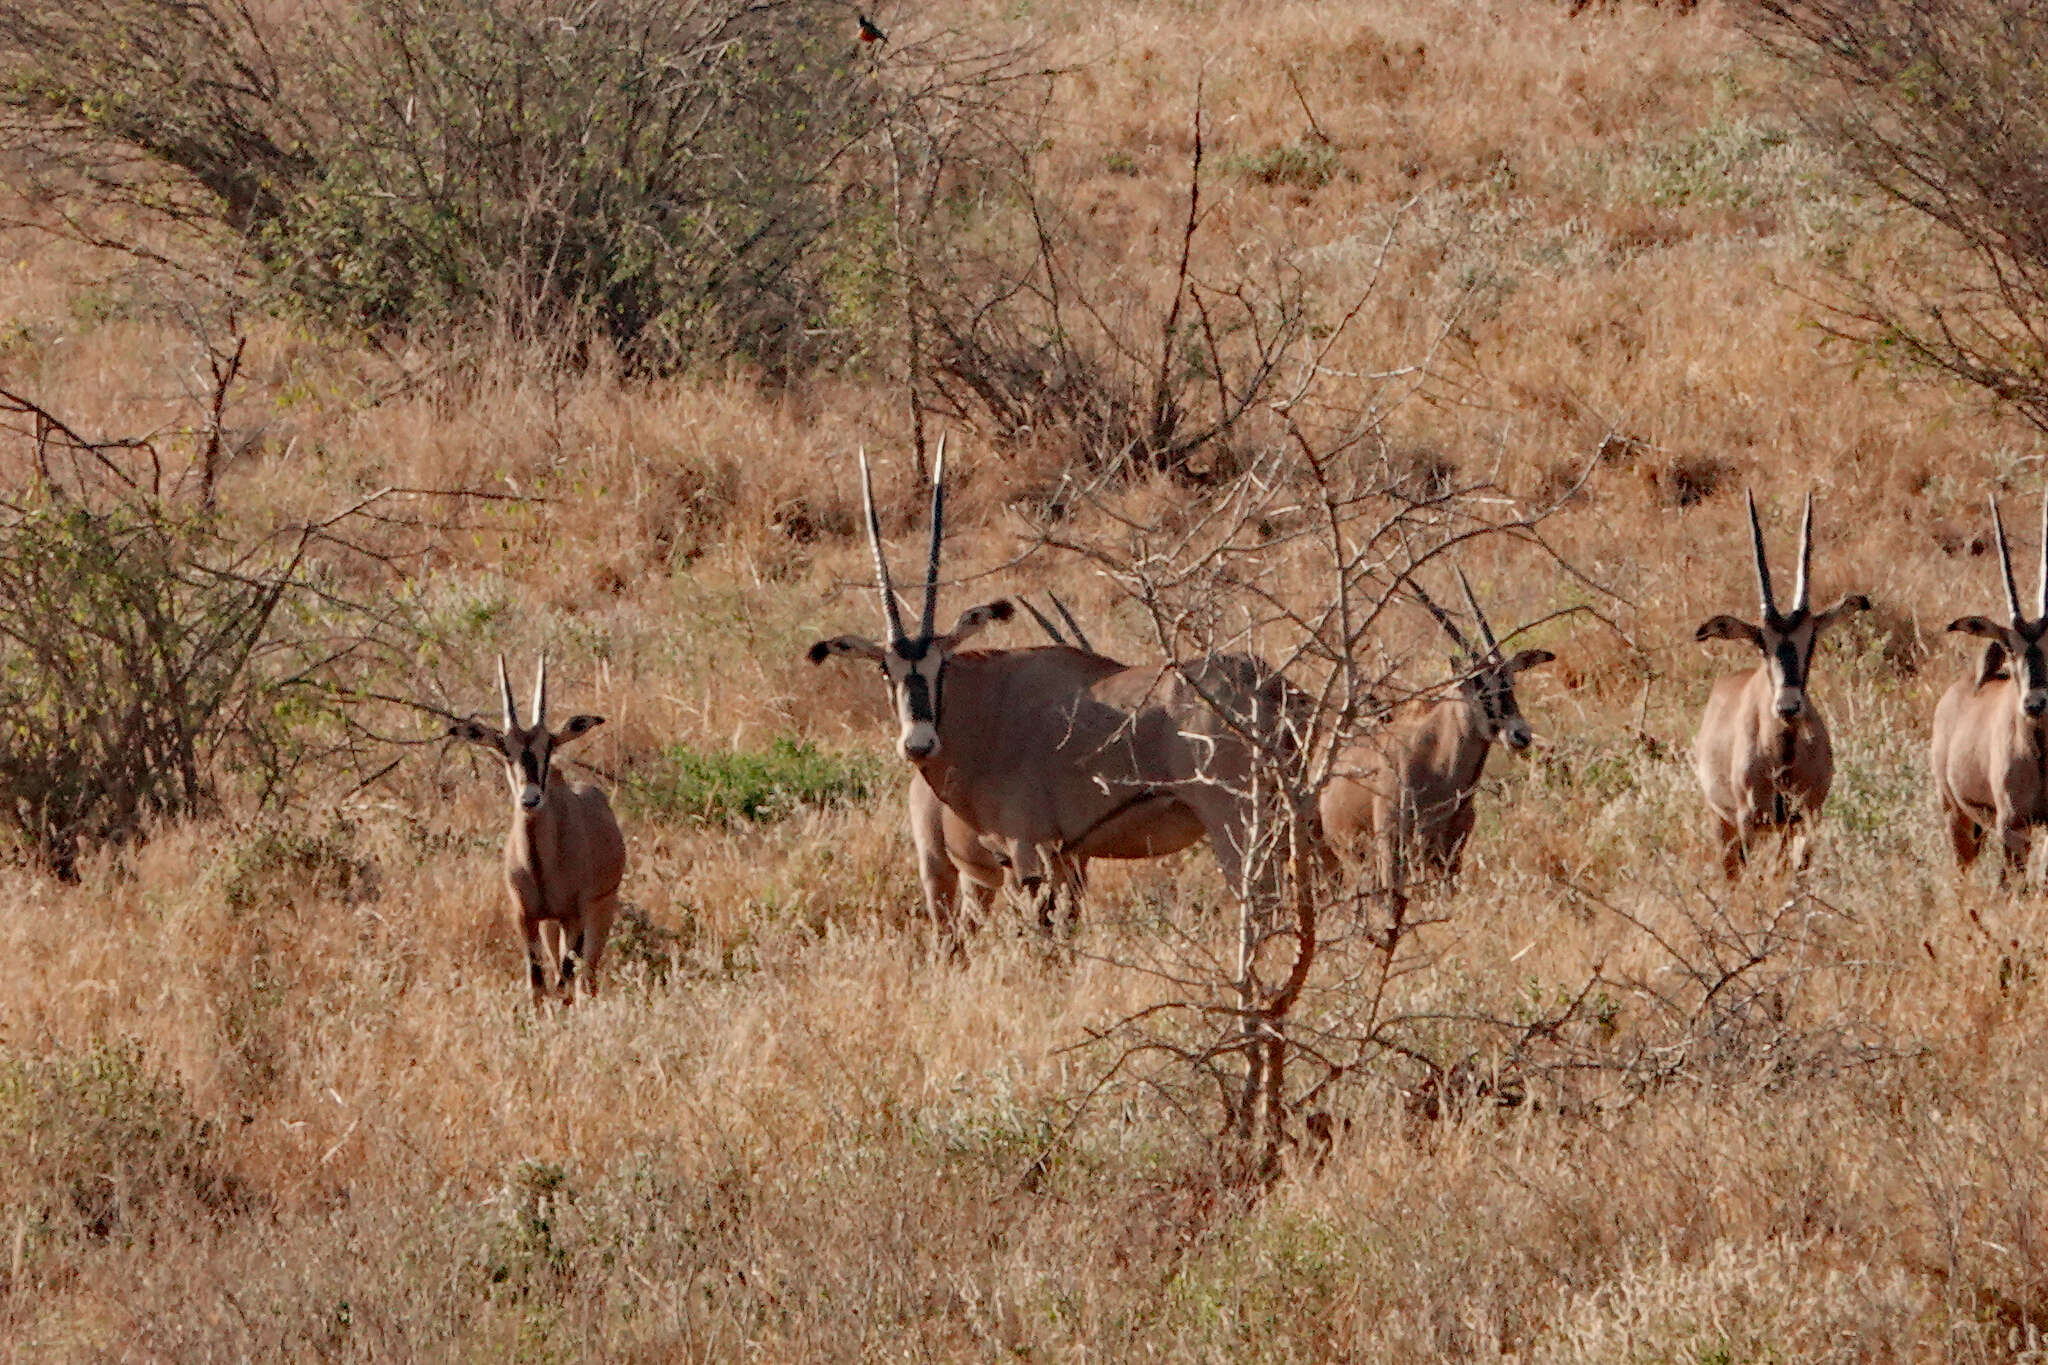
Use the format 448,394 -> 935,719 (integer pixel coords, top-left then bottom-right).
6,0 -> 2048,1359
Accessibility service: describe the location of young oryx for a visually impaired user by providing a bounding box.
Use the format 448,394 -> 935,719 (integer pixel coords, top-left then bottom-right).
908,596 -> 1205,938
1931,492 -> 2048,881
1692,490 -> 1871,877
1318,570 -> 1555,918
450,657 -> 625,1006
810,440 -> 1312,939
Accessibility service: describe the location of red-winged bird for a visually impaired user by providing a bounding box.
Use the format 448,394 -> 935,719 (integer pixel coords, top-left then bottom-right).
857,13 -> 887,43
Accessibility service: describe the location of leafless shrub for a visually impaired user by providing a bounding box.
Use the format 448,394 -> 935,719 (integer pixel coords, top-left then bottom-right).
890,91 -> 1307,483
995,211 -> 1628,1182
0,381 -> 443,875
1743,0 -> 2048,431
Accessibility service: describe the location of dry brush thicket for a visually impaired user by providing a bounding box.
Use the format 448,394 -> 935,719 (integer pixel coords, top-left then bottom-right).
8,0 -> 2048,1360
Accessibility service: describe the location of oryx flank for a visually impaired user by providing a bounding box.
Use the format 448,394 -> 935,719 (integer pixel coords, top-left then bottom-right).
1932,491 -> 2048,881
1318,569 -> 1555,914
1692,490 -> 1870,877
451,657 -> 624,1005
809,440 -> 1308,944
910,596 -> 1203,937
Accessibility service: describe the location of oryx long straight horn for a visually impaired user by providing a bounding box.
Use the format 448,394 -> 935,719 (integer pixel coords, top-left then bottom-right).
859,448 -> 906,644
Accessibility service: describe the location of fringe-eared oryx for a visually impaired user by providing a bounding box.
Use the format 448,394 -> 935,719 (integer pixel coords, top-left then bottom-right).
1318,570 -> 1554,918
1692,490 -> 1870,877
450,657 -> 625,1005
809,441 -> 1312,941
909,596 -> 1204,937
1932,491 -> 2048,880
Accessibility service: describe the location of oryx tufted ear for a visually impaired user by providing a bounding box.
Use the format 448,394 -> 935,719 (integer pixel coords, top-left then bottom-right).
1505,648 -> 1556,674
1976,640 -> 2010,689
942,599 -> 1015,648
1948,615 -> 2008,642
554,714 -> 605,748
1812,593 -> 1872,631
808,635 -> 888,665
450,718 -> 505,750
1695,615 -> 1764,648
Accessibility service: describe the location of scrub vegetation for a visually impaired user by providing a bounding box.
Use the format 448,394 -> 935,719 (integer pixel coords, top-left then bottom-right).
4,1 -> 2048,1359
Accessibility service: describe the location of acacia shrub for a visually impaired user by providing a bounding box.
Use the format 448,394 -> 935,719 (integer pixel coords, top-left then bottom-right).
0,0 -> 888,372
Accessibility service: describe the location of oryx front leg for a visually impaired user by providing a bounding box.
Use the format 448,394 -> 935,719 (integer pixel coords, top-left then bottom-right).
513,906 -> 551,1008
1945,804 -> 1986,873
569,891 -> 618,1001
539,919 -> 567,1000
1998,815 -> 2033,887
1712,814 -> 1744,881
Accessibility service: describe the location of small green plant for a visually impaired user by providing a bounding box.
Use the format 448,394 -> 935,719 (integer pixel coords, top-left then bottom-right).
623,737 -> 885,826
1224,139 -> 1341,192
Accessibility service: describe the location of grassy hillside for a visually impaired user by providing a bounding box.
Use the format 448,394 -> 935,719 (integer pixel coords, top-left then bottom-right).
5,1 -> 2048,1359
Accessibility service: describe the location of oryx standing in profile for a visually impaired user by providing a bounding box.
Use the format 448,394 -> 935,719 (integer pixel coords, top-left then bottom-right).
1692,490 -> 1871,877
809,441 -> 1311,944
1318,569 -> 1555,914
450,657 -> 625,1005
1931,491 -> 2048,881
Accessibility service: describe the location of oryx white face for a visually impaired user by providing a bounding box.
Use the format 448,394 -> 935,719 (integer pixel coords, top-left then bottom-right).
885,637 -> 947,760
1696,488 -> 1871,727
1764,616 -> 1822,722
1696,605 -> 1868,723
452,715 -> 607,811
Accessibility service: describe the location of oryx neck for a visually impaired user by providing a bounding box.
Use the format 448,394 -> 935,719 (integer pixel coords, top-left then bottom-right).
1432,696 -> 1495,786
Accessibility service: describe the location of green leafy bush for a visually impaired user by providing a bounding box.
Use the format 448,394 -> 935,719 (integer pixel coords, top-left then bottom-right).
0,393 -> 426,875
0,0 -> 889,372
624,736 -> 885,826
0,501 -> 293,873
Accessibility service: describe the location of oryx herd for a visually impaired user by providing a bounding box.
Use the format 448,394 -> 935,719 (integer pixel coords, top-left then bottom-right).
446,448 -> 2048,1006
